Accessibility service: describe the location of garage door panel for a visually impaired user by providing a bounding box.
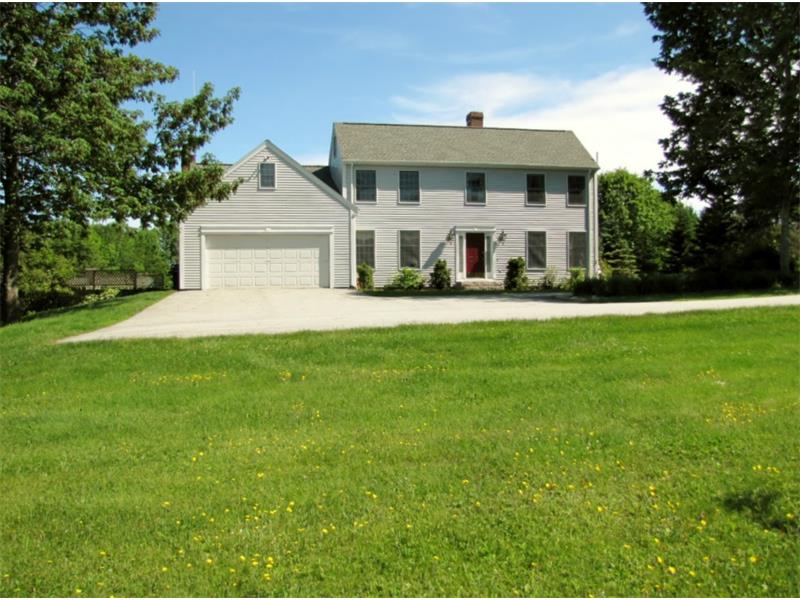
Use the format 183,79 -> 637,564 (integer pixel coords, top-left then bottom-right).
206,234 -> 329,289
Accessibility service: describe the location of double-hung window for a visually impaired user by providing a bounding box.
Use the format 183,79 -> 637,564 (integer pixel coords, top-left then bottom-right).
399,171 -> 420,204
356,231 -> 375,268
567,175 -> 586,206
259,162 -> 276,189
526,174 -> 546,205
527,232 -> 547,269
465,172 -> 486,205
569,232 -> 587,269
356,170 -> 376,202
399,231 -> 420,268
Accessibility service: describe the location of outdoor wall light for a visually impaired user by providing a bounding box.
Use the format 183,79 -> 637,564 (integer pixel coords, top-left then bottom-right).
498,230 -> 507,242
446,228 -> 455,242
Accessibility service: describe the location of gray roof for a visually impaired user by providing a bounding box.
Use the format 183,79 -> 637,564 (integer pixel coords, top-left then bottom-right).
334,122 -> 599,170
303,165 -> 339,193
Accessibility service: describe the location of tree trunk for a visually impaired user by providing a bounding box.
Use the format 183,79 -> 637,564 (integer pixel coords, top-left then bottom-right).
1,149 -> 23,324
779,200 -> 791,277
1,216 -> 22,324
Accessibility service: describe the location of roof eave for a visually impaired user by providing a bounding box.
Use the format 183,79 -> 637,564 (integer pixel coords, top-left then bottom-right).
340,158 -> 599,171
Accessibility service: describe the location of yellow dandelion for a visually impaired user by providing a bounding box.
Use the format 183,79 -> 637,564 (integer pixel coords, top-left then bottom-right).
205,558 -> 214,565
161,566 -> 168,573
667,566 -> 677,575
749,555 -> 758,564
656,556 -> 664,565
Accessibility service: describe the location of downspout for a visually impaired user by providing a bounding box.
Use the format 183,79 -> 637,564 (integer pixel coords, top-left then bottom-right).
594,153 -> 600,277
349,163 -> 357,288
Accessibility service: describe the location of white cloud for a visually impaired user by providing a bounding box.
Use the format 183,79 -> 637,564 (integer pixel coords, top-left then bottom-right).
391,67 -> 693,176
608,22 -> 643,39
294,153 -> 330,167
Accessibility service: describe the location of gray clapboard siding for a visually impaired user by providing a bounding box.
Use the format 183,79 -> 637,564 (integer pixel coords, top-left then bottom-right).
352,165 -> 594,287
181,145 -> 351,289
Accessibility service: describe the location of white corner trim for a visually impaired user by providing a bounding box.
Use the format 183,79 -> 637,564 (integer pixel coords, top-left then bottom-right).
178,221 -> 185,290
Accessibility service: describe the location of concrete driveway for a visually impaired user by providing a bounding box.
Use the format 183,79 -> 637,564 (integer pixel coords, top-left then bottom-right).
61,289 -> 800,343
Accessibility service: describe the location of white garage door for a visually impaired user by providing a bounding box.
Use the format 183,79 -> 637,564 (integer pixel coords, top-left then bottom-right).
205,234 -> 330,289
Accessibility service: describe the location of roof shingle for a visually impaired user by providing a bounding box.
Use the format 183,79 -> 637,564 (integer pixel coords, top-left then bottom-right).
334,122 -> 598,170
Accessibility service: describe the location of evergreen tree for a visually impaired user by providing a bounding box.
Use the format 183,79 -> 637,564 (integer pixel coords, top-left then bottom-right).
692,198 -> 742,271
665,204 -> 698,273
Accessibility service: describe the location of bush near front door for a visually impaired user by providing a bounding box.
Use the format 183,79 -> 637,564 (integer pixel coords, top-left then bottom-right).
504,257 -> 528,291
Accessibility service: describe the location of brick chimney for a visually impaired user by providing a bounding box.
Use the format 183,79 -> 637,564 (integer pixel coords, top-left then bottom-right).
466,111 -> 484,128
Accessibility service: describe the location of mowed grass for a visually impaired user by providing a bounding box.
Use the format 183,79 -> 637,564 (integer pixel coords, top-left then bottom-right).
1,293 -> 798,597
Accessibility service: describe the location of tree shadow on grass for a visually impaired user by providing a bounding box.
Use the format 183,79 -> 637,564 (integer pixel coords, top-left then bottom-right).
722,489 -> 798,534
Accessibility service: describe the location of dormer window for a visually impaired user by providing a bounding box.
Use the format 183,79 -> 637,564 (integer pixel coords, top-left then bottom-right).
259,162 -> 276,189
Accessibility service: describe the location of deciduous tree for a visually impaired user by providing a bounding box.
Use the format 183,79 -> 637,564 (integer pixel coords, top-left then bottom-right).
598,169 -> 675,274
0,3 -> 240,322
644,2 -> 800,276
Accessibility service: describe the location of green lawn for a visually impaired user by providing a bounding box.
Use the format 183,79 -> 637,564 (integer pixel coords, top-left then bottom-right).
1,293 -> 798,597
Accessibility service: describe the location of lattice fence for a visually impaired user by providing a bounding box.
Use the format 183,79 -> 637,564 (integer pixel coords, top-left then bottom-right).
66,270 -> 165,290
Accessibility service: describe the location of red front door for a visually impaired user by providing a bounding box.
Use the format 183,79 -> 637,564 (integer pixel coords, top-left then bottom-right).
466,233 -> 485,278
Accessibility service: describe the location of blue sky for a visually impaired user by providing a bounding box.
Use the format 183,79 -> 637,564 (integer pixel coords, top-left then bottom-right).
139,3 -> 689,174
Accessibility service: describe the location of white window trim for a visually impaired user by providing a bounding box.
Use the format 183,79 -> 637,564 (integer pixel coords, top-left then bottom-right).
525,173 -> 547,207
397,170 -> 421,205
355,230 -> 376,269
258,162 -> 276,191
526,230 -> 547,271
567,174 -> 587,207
397,230 -> 421,269
355,169 -> 377,204
464,171 -> 487,206
567,230 -> 588,270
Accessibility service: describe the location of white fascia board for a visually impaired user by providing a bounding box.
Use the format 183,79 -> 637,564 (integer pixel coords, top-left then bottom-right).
265,140 -> 357,215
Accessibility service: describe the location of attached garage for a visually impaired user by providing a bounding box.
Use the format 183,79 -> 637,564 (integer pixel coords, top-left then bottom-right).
179,140 -> 355,291
201,228 -> 333,289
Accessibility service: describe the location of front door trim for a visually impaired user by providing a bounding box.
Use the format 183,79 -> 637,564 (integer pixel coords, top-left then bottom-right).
466,233 -> 486,278
454,225 -> 496,282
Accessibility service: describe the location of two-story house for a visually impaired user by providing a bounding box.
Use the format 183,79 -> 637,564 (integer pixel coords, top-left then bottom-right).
179,112 -> 599,290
